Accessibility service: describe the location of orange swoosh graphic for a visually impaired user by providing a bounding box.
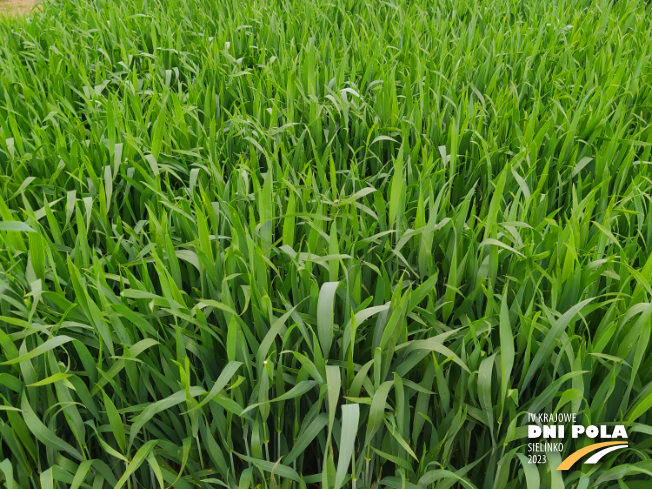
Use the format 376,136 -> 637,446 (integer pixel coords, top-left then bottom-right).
556,442 -> 628,470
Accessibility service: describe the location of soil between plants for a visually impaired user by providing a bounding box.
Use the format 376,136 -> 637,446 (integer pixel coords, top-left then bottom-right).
0,0 -> 40,14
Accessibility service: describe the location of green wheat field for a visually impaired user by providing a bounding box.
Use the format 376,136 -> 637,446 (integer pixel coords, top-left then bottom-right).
1,0 -> 652,487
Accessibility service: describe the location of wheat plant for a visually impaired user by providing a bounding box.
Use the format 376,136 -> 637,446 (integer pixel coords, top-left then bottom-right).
1,0 -> 652,487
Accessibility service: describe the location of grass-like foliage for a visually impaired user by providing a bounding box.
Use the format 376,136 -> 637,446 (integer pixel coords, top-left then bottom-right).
1,0 -> 652,487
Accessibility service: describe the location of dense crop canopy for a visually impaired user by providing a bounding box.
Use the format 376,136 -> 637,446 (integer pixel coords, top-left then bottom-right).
1,0 -> 652,487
